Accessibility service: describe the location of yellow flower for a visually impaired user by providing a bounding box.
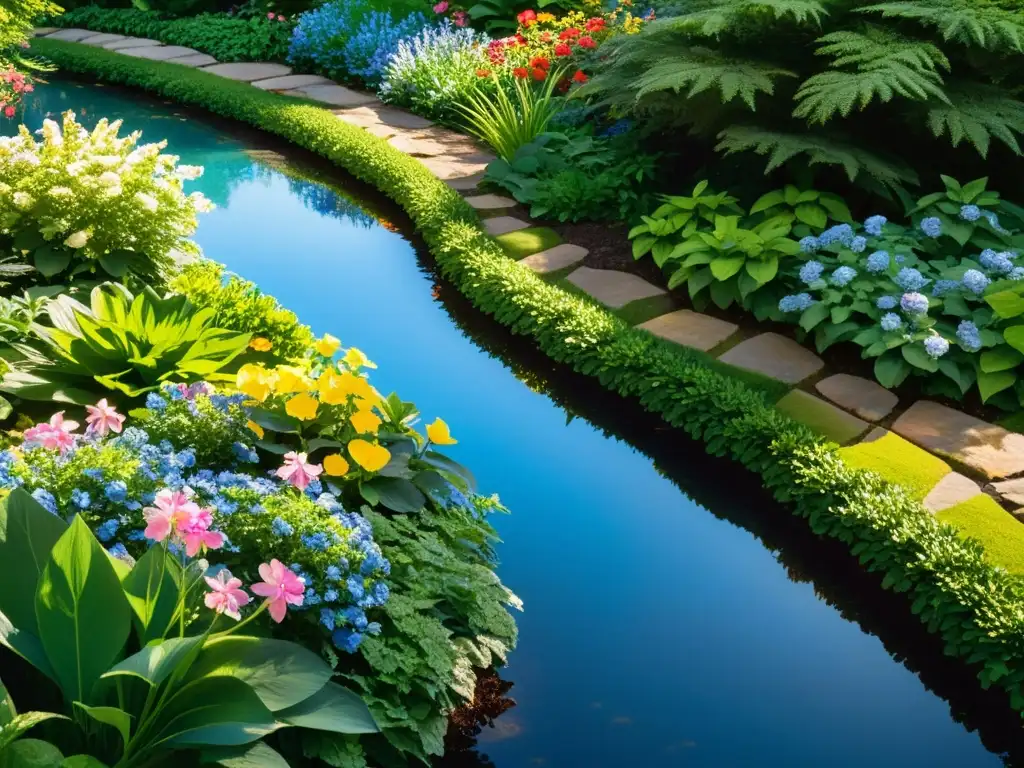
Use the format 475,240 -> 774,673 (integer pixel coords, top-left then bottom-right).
343,347 -> 376,371
426,418 -> 457,445
249,337 -> 272,352
246,420 -> 265,439
350,410 -> 382,434
274,365 -> 311,394
285,392 -> 319,421
323,453 -> 350,476
353,395 -> 379,412
236,363 -> 273,402
315,333 -> 341,357
349,439 -> 391,472
536,11 -> 555,22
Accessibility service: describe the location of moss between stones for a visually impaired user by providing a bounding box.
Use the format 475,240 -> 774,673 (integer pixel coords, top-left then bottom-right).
775,390 -> 868,446
937,495 -> 1024,574
494,227 -> 562,259
615,294 -> 679,327
839,429 -> 950,501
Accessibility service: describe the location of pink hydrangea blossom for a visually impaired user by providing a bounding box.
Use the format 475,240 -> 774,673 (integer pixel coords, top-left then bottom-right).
251,559 -> 305,623
23,412 -> 79,453
452,10 -> 467,25
267,11 -> 275,18
143,489 -> 200,542
433,1 -> 449,12
204,569 -> 250,621
275,452 -> 322,491
85,398 -> 125,437
179,507 -> 225,557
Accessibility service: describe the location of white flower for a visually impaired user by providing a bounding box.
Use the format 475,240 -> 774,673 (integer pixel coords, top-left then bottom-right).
66,161 -> 86,177
13,192 -> 34,209
41,119 -> 63,146
190,192 -> 214,214
175,165 -> 204,180
98,171 -> 120,187
135,192 -> 158,212
104,185 -> 123,198
48,186 -> 72,197
64,231 -> 90,249
12,152 -> 39,166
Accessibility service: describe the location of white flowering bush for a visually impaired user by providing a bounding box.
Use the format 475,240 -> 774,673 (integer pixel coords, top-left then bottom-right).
0,111 -> 212,285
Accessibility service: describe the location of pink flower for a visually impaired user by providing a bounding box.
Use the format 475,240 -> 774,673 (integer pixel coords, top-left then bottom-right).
453,10 -> 467,25
3,107 -> 14,118
433,0 -> 448,12
143,489 -> 199,542
23,412 -> 79,453
85,398 -> 125,437
251,559 -> 305,623
275,452 -> 322,491
179,507 -> 225,557
267,11 -> 275,18
204,569 -> 250,621
277,14 -> 285,20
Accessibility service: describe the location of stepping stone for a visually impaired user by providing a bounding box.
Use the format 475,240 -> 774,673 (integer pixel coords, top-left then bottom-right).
45,28 -> 96,42
104,37 -> 162,50
775,390 -> 869,445
168,53 -> 218,67
201,62 -> 291,81
566,266 -> 666,309
419,156 -> 489,181
717,332 -> 824,385
637,309 -> 738,353
519,244 -> 588,273
121,45 -> 203,61
337,105 -> 432,130
359,123 -> 400,139
292,83 -> 376,107
251,74 -> 332,91
483,216 -> 530,236
79,33 -> 126,46
466,194 -> 516,210
815,373 -> 898,422
923,472 -> 981,514
33,27 -> 58,36
388,134 -> 450,157
990,477 -> 1024,506
892,400 -> 1024,480
445,172 -> 485,191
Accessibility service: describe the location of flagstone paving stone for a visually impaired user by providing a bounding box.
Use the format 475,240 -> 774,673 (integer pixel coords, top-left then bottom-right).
121,45 -> 203,61
775,389 -> 870,445
466,194 -> 517,210
637,309 -> 738,352
815,373 -> 898,422
566,266 -> 667,309
167,53 -> 218,67
444,173 -> 485,191
418,156 -> 489,181
992,477 -> 1024,507
923,472 -> 982,513
45,28 -> 96,41
483,216 -> 531,236
717,332 -> 824,385
103,37 -> 162,50
200,62 -> 292,81
519,244 -> 588,273
251,74 -> 332,90
33,27 -> 58,36
79,33 -> 127,46
292,83 -> 376,107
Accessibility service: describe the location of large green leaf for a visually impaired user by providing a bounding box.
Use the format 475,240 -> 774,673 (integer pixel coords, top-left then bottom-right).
0,675 -> 14,726
35,517 -> 131,705
0,738 -> 63,767
744,256 -> 778,285
246,408 -> 300,435
121,546 -> 181,644
33,248 -> 71,279
875,352 -> 911,389
0,489 -> 68,634
0,611 -> 56,682
199,742 -> 290,767
275,682 -> 378,735
421,452 -> 477,491
185,637 -> 333,712
709,256 -> 745,281
158,678 -> 279,748
985,290 -> 1024,319
1002,325 -> 1024,354
102,636 -> 204,688
72,703 -> 130,750
59,757 -> 108,767
0,711 -> 68,752
980,345 -> 1023,373
978,370 -> 1017,402
902,343 -> 940,373
364,477 -> 426,514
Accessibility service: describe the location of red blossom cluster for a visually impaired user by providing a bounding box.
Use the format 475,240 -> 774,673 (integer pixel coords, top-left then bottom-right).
1,69 -> 35,118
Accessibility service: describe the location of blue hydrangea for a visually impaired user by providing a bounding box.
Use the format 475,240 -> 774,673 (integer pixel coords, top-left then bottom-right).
332,627 -> 363,653
818,224 -> 854,247
778,293 -> 815,313
342,11 -> 429,85
346,575 -> 365,601
231,442 -> 259,464
931,279 -> 959,297
82,468 -> 104,481
324,589 -> 339,603
924,335 -> 950,359
326,565 -> 343,582
880,313 -> 903,332
866,251 -> 890,273
95,518 -> 120,542
984,211 -> 1006,232
920,217 -> 942,237
877,295 -> 898,310
900,292 -> 930,315
1012,267 -> 1024,281
70,488 -> 91,509
849,236 -> 867,254
145,392 -> 168,411
830,266 -> 857,287
979,249 -> 1016,276
107,543 -> 131,562
895,268 -> 927,292
31,488 -> 57,515
798,236 -> 819,254
962,269 -> 990,296
956,320 -> 982,352
799,261 -> 824,284
303,588 -> 322,607
320,608 -> 336,631
301,531 -> 331,551
864,215 -> 887,236
960,204 -> 982,222
104,480 -> 127,503
271,516 -> 294,537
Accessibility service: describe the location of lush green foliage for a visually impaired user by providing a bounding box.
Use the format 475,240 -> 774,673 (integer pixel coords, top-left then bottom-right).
580,0 -> 1024,190
1,112 -> 207,288
0,0 -> 57,112
35,38 -> 1024,727
484,125 -> 658,222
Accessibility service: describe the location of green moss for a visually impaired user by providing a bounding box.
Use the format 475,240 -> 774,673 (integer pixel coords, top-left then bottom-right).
937,495 -> 1024,574
616,294 -> 679,326
839,429 -> 950,500
494,227 -> 561,259
775,390 -> 869,445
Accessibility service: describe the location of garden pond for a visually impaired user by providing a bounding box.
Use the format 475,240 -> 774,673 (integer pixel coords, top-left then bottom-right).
7,79 -> 1023,768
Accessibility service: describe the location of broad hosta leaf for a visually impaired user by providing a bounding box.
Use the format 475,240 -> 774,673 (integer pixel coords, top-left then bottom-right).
0,611 -> 56,682
985,289 -> 1024,319
0,711 -> 68,752
103,636 -> 204,687
199,742 -> 290,767
0,738 -> 63,767
980,345 -> 1023,373
978,370 -> 1017,402
875,352 -> 912,388
421,452 -> 476,491
72,704 -> 130,749
158,678 -> 278,748
364,478 -> 427,514
33,247 -> 71,278
276,682 -> 378,735
247,407 -> 301,435
902,343 -> 940,372
121,545 -> 181,644
1002,324 -> 1024,354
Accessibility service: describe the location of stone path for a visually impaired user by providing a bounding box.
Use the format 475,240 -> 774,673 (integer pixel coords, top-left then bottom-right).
36,26 -> 1024,527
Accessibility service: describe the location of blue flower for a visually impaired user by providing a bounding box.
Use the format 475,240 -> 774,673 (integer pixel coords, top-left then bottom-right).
332,627 -> 363,653
798,236 -> 819,254
115,427 -> 149,449
962,269 -> 990,296
880,313 -> 902,332
818,223 -> 854,247
342,11 -> 430,85
960,204 -> 982,222
866,251 -> 889,273
984,211 -> 1006,232
95,518 -> 120,542
1012,267 -> 1024,281
303,588 -> 322,607
900,292 -> 930,315
864,215 -> 887,236
107,543 -> 131,562
830,266 -> 857,287
145,392 -> 168,411
849,236 -> 867,253
82,468 -> 104,481
324,589 -> 339,603
301,531 -> 331,551
104,480 -> 127,503
778,293 -> 815,313
924,335 -> 950,359
346,575 -> 365,601
127,529 -> 146,541
326,565 -> 343,582
895,268 -> 927,292
876,295 -> 898,310
920,217 -> 942,237
956,320 -> 982,352
232,442 -> 259,463
980,249 -> 1016,276
70,488 -> 91,509
31,488 -> 57,515
271,517 -> 294,537
320,608 -> 336,631
931,279 -> 959,297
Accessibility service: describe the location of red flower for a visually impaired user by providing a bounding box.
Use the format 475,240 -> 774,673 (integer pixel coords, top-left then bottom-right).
540,31 -> 552,42
488,50 -> 506,64
572,69 -> 588,83
578,35 -> 596,48
531,67 -> 547,80
515,33 -> 527,46
554,42 -> 572,56
517,8 -> 537,25
585,17 -> 605,31
476,68 -> 492,77
559,27 -> 581,39
513,67 -> 529,79
530,56 -> 551,70
557,79 -> 571,93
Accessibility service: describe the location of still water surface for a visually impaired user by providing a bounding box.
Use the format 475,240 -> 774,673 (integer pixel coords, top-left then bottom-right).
9,80 -> 1012,767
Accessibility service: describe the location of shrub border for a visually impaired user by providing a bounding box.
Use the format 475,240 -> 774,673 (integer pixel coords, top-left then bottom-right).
29,37 -> 1024,715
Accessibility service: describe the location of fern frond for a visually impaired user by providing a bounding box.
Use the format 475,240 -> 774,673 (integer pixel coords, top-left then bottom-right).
926,82 -> 1024,156
861,0 -> 1024,51
715,125 -> 919,188
654,0 -> 827,37
794,29 -> 949,122
634,48 -> 796,108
